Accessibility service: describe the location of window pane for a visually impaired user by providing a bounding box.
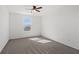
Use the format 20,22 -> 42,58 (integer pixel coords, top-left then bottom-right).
23,16 -> 32,31
24,26 -> 31,31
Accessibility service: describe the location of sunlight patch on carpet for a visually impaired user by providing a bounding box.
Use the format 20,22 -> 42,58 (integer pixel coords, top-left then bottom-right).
29,38 -> 41,41
29,38 -> 51,43
37,39 -> 51,43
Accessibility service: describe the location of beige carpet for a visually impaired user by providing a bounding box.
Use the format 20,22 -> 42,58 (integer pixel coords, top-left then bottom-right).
1,36 -> 79,54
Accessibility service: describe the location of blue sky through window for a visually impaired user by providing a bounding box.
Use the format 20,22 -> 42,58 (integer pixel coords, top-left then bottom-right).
23,16 -> 32,26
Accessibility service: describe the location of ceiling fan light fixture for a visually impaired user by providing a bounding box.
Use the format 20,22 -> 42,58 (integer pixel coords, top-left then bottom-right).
25,5 -> 43,13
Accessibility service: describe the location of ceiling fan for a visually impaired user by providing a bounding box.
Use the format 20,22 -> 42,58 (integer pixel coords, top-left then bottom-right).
25,5 -> 43,12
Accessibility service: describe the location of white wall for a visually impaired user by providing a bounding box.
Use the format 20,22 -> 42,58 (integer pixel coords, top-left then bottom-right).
0,6 -> 9,52
10,13 -> 41,39
42,6 -> 79,50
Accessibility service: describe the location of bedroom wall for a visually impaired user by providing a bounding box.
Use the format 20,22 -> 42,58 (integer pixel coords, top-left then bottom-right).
0,6 -> 9,52
9,13 -> 41,39
42,6 -> 79,50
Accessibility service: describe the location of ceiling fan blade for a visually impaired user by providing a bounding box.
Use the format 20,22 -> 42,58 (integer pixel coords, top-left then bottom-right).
35,9 -> 40,12
36,7 -> 42,9
33,6 -> 36,9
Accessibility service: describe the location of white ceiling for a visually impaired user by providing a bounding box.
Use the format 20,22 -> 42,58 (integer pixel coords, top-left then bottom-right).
7,5 -> 79,16
7,5 -> 48,16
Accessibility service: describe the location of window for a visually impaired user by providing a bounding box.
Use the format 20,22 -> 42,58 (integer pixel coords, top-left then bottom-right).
23,16 -> 32,31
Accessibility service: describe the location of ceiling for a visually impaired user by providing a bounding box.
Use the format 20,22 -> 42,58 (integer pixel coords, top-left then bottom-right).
7,5 -> 79,16
7,5 -> 48,16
